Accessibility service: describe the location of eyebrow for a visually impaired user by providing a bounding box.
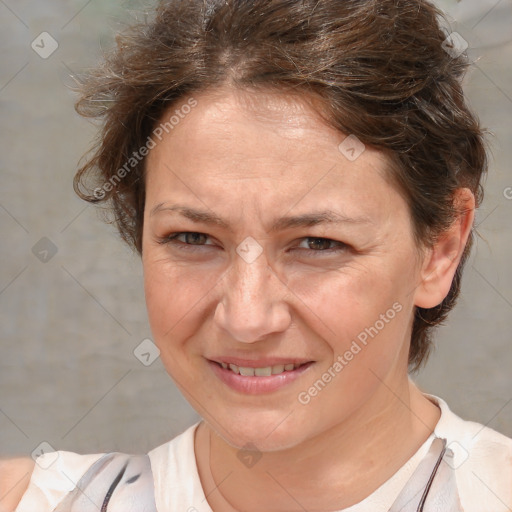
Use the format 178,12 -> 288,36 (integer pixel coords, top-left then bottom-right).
149,204 -> 373,232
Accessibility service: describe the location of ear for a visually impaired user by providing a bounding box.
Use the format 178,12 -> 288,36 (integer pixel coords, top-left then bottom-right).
414,188 -> 475,309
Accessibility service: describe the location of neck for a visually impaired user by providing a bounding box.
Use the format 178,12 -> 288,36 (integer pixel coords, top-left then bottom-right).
195,379 -> 440,512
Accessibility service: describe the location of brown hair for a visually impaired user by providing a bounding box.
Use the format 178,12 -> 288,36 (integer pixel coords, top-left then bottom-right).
74,0 -> 487,372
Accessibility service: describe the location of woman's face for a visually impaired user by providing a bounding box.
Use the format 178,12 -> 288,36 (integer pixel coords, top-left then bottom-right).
142,87 -> 425,451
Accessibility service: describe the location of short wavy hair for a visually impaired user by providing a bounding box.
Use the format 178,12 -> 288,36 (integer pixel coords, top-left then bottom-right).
74,0 -> 487,372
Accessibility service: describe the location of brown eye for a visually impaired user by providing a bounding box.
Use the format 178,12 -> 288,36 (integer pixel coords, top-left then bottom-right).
182,232 -> 208,245
158,232 -> 214,247
293,237 -> 349,257
306,237 -> 334,250
155,231 -> 221,256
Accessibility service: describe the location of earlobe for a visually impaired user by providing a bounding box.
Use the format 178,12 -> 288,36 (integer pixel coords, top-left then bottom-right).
414,188 -> 475,309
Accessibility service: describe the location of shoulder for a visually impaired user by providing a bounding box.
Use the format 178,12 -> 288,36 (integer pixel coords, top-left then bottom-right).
429,393 -> 512,462
427,394 -> 512,511
148,421 -> 200,474
148,422 -> 206,511
9,424 -> 201,512
15,449 -> 159,512
13,451 -> 105,512
0,458 -> 34,512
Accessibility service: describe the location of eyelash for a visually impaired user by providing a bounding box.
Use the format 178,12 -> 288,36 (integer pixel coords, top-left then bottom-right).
157,232 -> 348,256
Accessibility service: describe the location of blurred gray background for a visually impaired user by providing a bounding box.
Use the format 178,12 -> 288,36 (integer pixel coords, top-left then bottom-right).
0,0 -> 511,458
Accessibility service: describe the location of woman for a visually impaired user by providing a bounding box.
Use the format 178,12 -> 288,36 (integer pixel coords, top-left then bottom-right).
2,0 -> 511,510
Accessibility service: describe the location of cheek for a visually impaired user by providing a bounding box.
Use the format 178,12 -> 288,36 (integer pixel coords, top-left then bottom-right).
288,260 -> 403,330
287,262 -> 411,373
143,253 -> 221,346
143,263 -> 203,385
291,270 -> 411,418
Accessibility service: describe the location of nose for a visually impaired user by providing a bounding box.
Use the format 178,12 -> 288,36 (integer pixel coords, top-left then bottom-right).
213,251 -> 292,343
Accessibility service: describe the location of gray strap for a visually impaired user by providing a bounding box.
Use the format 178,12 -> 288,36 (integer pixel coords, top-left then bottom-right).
52,453 -> 157,512
389,437 -> 464,512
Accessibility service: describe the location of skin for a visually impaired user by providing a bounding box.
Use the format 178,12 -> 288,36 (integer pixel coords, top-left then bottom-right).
143,85 -> 475,511
0,458 -> 34,512
2,86 -> 474,512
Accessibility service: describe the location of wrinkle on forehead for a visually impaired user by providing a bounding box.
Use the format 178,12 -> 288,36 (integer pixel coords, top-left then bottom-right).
167,84 -> 334,148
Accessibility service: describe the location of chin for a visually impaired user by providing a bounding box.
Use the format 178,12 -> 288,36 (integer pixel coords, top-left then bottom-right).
207,407 -> 310,453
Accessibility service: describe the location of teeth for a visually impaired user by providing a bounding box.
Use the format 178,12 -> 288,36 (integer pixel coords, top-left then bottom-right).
271,364 -> 284,375
255,367 -> 272,377
222,362 -> 303,376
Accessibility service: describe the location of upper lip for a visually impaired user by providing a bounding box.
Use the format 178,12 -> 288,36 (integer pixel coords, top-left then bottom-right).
208,357 -> 314,367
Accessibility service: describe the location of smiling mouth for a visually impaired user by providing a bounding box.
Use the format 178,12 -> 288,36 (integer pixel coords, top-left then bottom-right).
215,361 -> 311,377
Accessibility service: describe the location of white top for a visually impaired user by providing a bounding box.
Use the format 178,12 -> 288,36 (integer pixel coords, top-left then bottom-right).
16,394 -> 512,512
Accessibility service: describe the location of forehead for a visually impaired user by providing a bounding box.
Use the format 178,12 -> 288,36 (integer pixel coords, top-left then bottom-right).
145,87 -> 401,222
152,87 -> 362,160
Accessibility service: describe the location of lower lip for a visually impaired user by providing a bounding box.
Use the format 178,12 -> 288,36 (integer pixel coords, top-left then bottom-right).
208,360 -> 314,394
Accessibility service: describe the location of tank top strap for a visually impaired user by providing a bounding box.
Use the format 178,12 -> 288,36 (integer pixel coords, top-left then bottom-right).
389,437 -> 463,511
52,452 -> 157,511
